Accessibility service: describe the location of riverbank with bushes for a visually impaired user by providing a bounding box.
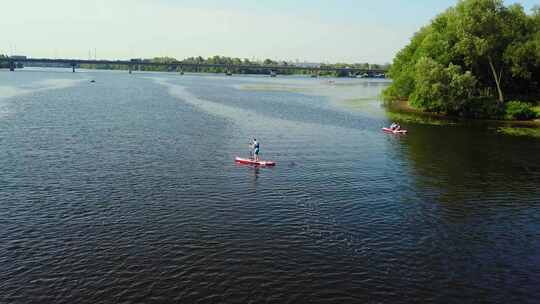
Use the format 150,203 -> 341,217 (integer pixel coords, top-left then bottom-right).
385,99 -> 540,138
383,0 -> 540,123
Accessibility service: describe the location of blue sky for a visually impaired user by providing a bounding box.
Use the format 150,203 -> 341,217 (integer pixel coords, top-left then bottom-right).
2,0 -> 538,63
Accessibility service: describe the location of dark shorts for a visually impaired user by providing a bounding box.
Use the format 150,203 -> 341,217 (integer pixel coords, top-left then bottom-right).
254,148 -> 259,155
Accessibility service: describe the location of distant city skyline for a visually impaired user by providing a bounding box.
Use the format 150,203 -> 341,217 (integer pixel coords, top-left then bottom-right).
2,0 -> 538,63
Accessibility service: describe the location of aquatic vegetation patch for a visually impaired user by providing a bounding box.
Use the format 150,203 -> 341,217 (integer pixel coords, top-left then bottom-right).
498,127 -> 540,139
239,84 -> 308,93
339,97 -> 386,117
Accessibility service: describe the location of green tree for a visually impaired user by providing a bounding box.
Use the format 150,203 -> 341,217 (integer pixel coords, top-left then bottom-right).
411,57 -> 477,114
384,0 -> 540,119
448,0 -> 507,102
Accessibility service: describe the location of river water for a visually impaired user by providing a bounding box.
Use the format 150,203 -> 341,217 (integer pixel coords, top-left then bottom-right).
1,69 -> 539,303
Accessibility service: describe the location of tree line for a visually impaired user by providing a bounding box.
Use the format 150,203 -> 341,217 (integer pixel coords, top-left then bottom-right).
384,0 -> 540,120
0,54 -> 24,69
0,54 -> 10,69
80,55 -> 389,77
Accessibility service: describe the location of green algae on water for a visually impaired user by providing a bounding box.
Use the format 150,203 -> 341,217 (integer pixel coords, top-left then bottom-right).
498,127 -> 540,138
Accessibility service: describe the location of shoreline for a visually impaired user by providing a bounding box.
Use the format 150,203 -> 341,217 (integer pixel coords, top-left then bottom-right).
385,100 -> 540,138
386,99 -> 540,127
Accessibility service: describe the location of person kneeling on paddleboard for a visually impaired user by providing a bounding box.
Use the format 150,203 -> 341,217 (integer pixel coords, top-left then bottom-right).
390,122 -> 401,131
251,138 -> 260,161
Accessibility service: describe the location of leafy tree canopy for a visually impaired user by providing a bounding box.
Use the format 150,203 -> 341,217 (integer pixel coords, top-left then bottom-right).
384,0 -> 540,118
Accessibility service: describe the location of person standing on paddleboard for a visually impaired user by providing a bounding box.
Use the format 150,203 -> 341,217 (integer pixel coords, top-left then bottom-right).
251,138 -> 260,162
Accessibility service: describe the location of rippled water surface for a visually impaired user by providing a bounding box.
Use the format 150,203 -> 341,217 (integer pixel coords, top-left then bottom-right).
1,69 -> 540,303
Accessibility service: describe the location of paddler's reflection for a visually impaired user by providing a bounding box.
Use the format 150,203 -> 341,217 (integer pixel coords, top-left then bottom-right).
252,166 -> 260,180
249,166 -> 260,189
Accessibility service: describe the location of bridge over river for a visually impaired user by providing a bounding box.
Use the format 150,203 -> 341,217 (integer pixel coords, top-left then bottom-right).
0,57 -> 387,76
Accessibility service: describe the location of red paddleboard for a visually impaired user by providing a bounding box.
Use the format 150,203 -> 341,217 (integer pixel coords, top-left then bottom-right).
235,157 -> 276,166
382,127 -> 408,134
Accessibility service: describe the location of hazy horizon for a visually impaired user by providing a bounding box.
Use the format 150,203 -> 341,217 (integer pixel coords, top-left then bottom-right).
2,0 -> 537,64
